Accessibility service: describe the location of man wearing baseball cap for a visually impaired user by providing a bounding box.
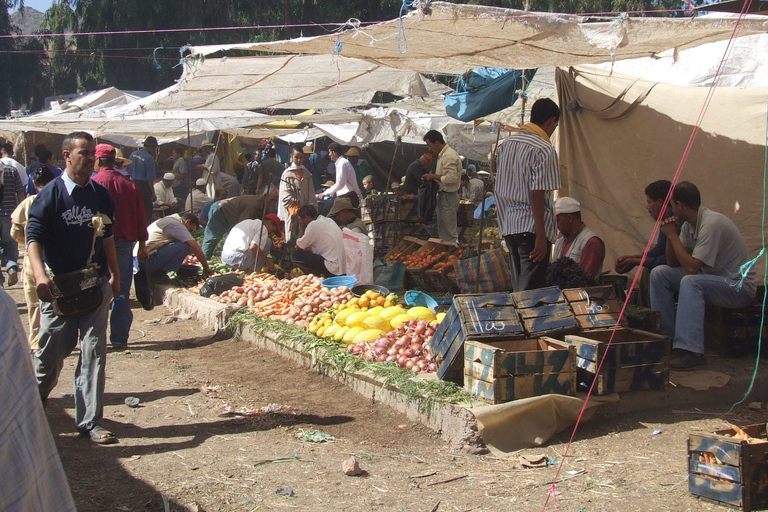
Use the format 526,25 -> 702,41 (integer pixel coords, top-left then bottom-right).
129,136 -> 159,225
553,196 -> 605,277
154,172 -> 180,211
221,213 -> 282,271
92,144 -> 149,350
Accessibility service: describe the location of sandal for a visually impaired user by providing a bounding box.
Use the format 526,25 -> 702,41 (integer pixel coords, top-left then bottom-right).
80,425 -> 118,444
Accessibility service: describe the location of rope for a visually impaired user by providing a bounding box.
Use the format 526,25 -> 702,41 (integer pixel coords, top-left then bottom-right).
397,0 -> 419,54
542,0 -> 756,509
726,101 -> 768,413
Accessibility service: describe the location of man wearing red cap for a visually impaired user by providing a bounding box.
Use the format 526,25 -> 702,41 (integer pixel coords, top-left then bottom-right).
93,144 -> 149,350
220,214 -> 281,272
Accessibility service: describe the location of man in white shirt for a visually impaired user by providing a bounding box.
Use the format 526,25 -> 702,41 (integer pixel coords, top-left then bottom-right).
0,143 -> 27,183
422,130 -> 463,244
291,205 -> 346,277
154,172 -> 179,209
317,143 -> 361,208
196,139 -> 221,198
221,214 -> 281,271
186,178 -> 213,215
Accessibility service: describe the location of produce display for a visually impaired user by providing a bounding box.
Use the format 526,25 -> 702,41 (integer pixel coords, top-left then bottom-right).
430,247 -> 466,271
405,250 -> 448,269
481,226 -> 500,238
183,255 -> 199,265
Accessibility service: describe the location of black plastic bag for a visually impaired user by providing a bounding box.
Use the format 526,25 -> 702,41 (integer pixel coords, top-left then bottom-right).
199,273 -> 244,297
418,180 -> 438,224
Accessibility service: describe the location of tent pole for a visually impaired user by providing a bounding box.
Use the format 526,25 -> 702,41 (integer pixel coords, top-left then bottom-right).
186,119 -> 192,212
476,126 -> 502,284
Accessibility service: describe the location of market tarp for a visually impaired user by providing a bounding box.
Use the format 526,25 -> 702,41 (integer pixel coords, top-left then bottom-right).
188,2 -> 768,74
444,68 -> 537,122
128,54 -> 451,112
555,65 -> 768,274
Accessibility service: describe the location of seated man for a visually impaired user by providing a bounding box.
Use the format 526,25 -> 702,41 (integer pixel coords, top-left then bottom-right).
220,171 -> 241,199
154,172 -> 179,210
651,181 -> 756,369
221,214 -> 281,271
330,197 -> 367,234
186,178 -> 212,215
552,197 -> 605,277
615,180 -> 673,306
142,212 -> 212,282
291,205 -> 346,278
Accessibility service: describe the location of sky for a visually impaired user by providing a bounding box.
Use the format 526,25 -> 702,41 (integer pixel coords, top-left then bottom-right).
10,0 -> 54,13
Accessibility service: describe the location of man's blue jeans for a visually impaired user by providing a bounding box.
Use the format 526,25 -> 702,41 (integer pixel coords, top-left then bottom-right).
650,265 -> 755,355
110,240 -> 135,348
201,203 -> 229,259
147,241 -> 191,274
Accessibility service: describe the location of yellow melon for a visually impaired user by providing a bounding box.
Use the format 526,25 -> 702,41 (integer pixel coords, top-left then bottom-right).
354,329 -> 386,344
380,306 -> 407,321
334,308 -> 357,327
345,311 -> 371,328
363,315 -> 391,332
408,307 -> 437,322
316,325 -> 328,337
334,326 -> 350,342
390,313 -> 415,329
436,312 -> 446,323
343,326 -> 366,344
367,305 -> 385,317
322,324 -> 341,339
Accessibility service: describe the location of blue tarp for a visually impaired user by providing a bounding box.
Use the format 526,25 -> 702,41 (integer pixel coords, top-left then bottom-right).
444,68 -> 537,122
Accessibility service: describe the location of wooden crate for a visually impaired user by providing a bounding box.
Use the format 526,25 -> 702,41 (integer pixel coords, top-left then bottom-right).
689,424 -> 768,511
564,328 -> 670,395
431,292 -> 525,384
425,267 -> 459,294
705,304 -> 768,358
513,287 -> 578,337
384,236 -> 425,263
464,338 -> 576,404
564,286 -> 627,330
405,240 -> 454,290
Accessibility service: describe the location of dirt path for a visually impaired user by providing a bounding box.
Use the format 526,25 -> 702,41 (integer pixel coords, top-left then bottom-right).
5,283 -> 763,512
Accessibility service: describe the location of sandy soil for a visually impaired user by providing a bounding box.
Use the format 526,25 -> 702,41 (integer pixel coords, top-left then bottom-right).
5,282 -> 765,512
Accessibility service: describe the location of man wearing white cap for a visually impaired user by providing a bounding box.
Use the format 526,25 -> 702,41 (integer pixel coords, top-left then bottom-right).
196,139 -> 221,198
154,172 -> 180,210
186,178 -> 212,215
553,197 -> 605,277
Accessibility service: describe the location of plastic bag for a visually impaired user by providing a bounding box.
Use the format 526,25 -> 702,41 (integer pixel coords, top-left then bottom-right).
199,273 -> 244,298
342,228 -> 374,285
418,180 -> 438,224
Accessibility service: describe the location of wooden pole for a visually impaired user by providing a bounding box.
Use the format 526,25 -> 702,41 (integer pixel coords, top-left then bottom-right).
475,126 -> 502,282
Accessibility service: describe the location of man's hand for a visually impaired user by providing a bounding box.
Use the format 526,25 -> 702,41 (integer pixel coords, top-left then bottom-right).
530,234 -> 549,262
109,272 -> 120,301
266,260 -> 277,273
661,216 -> 680,237
615,255 -> 638,274
36,275 -> 54,303
316,193 -> 325,200
137,246 -> 149,262
202,266 -> 213,277
422,173 -> 439,182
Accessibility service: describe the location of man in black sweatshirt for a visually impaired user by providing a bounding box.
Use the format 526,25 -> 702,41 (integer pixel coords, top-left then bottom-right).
26,131 -> 121,444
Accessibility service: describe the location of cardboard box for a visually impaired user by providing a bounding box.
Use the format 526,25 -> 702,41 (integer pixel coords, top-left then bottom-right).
689,423 -> 768,511
564,328 -> 670,395
464,337 -> 576,404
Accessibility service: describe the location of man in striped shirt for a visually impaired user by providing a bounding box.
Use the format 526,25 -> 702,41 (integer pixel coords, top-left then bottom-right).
496,98 -> 561,291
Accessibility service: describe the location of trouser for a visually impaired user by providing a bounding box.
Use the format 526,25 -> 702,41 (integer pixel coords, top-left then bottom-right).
133,180 -> 153,228
284,215 -> 298,243
291,249 -> 336,278
0,216 -> 19,272
650,265 -> 755,355
202,203 -> 230,259
35,277 -> 112,431
147,241 -> 191,274
109,240 -> 135,347
505,232 -> 551,292
339,191 -> 360,209
436,191 -> 459,244
22,253 -> 40,350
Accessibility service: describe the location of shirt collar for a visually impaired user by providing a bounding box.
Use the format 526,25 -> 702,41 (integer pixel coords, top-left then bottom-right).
62,171 -> 96,196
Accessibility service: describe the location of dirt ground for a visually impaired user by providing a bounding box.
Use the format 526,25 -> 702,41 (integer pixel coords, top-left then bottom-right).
6,282 -> 767,512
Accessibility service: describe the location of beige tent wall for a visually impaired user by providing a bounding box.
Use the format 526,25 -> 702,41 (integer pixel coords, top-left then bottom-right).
556,66 -> 768,275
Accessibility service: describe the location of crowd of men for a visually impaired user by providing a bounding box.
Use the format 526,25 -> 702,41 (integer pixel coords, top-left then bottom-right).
0,95 -> 759,486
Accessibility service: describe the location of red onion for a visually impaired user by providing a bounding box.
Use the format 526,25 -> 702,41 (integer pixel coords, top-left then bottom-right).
404,348 -> 415,358
414,324 -> 427,336
397,355 -> 408,366
372,347 -> 385,356
377,354 -> 388,362
427,363 -> 437,372
425,328 -> 435,337
405,360 -> 415,369
387,348 -> 397,356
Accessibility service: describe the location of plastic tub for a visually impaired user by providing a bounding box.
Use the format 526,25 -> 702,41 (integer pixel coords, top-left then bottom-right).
321,275 -> 358,289
404,290 -> 439,312
351,284 -> 390,297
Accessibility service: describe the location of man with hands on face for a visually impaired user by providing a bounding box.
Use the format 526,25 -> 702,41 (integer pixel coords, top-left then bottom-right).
26,131 -> 121,444
650,181 -> 756,370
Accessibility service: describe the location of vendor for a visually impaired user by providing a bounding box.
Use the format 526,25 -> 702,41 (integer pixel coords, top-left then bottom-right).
278,145 -> 317,243
154,172 -> 180,210
186,178 -> 212,215
202,188 -> 279,259
553,197 -> 605,277
221,213 -> 282,271
291,205 -> 346,278
142,212 -> 212,283
330,197 -> 367,234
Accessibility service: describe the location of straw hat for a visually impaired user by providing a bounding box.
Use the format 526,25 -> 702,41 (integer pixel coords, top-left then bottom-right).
345,147 -> 361,157
200,139 -> 215,148
114,148 -> 132,166
329,197 -> 355,216
302,145 -> 313,155
323,180 -> 335,187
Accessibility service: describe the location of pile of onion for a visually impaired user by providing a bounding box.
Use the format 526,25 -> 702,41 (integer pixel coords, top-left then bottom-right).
347,319 -> 437,374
